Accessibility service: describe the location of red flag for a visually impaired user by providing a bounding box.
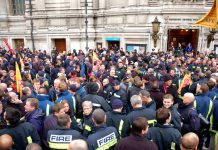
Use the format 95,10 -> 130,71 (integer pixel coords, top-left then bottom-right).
2,38 -> 15,55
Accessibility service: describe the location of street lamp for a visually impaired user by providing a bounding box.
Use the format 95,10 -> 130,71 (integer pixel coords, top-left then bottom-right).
207,28 -> 217,48
152,16 -> 161,48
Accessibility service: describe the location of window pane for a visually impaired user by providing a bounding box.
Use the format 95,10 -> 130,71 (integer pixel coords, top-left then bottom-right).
11,0 -> 25,15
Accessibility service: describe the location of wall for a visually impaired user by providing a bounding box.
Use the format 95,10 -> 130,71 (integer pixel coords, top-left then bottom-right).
0,0 -> 215,53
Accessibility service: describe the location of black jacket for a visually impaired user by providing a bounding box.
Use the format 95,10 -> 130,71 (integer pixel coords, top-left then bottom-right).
178,102 -> 201,135
106,111 -> 126,135
110,89 -> 127,106
47,127 -> 84,150
82,113 -> 95,137
147,124 -> 181,150
82,94 -> 111,112
100,84 -> 113,103
121,107 -> 156,137
0,122 -> 41,150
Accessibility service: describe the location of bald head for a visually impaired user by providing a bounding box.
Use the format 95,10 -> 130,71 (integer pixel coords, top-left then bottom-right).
68,139 -> 88,150
0,134 -> 13,150
183,93 -> 195,105
0,83 -> 7,91
38,87 -> 48,95
26,143 -> 42,150
181,132 -> 199,150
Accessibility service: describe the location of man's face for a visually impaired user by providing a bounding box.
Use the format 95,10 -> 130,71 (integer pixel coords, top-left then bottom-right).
102,79 -> 108,87
54,80 -> 60,91
83,105 -> 92,116
165,80 -> 172,86
33,82 -> 41,91
9,71 -> 15,77
118,62 -> 123,68
170,70 -> 175,77
57,108 -> 65,116
163,98 -> 173,109
24,101 -> 35,112
183,95 -> 190,105
63,103 -> 70,113
113,85 -> 119,91
9,93 -> 17,101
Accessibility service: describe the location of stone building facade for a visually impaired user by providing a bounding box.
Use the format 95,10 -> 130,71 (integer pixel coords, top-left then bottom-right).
0,0 -> 216,54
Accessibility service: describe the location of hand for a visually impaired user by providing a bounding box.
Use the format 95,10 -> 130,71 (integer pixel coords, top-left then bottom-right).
12,98 -> 22,104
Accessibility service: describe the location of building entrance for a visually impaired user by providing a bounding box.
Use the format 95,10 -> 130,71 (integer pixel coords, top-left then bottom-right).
107,41 -> 120,50
167,29 -> 199,54
13,39 -> 24,49
54,39 -> 66,53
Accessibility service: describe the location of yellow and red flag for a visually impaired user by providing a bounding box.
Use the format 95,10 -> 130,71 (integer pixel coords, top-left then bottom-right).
15,62 -> 23,96
178,74 -> 192,94
92,51 -> 99,62
20,56 -> 24,71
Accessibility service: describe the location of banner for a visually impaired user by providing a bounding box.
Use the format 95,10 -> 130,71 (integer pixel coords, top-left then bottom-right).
16,62 -> 23,97
178,74 -> 192,94
2,38 -> 15,55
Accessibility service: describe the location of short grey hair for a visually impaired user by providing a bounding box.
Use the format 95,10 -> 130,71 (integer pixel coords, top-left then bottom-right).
139,90 -> 150,97
82,101 -> 93,108
184,93 -> 195,102
130,95 -> 142,106
92,108 -> 106,125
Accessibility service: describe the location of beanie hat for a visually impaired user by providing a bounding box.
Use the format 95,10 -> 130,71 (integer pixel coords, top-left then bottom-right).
111,80 -> 120,86
112,99 -> 123,109
69,84 -> 77,92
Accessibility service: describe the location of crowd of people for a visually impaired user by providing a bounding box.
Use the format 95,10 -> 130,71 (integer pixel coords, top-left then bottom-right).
0,45 -> 217,150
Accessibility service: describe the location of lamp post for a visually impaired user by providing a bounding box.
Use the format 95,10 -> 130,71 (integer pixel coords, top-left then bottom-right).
29,0 -> 35,51
152,17 -> 161,48
207,28 -> 217,48
85,0 -> 88,52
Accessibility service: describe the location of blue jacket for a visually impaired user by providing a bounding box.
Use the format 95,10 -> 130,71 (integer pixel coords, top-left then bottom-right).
87,125 -> 120,150
25,108 -> 45,135
144,100 -> 156,110
37,94 -> 53,116
77,86 -> 87,99
56,91 -> 76,113
211,99 -> 218,132
194,94 -> 213,120
206,89 -> 217,100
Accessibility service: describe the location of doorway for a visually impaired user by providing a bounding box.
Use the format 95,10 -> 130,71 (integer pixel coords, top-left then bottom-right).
54,39 -> 66,53
107,41 -> 120,50
167,29 -> 199,54
13,39 -> 24,49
